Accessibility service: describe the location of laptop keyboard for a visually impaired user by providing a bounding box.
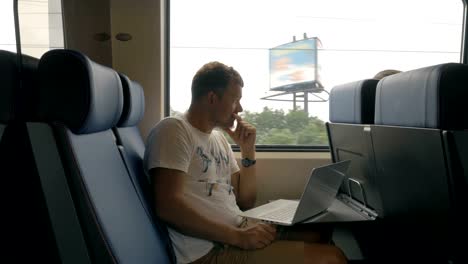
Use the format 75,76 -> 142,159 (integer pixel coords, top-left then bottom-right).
260,204 -> 297,221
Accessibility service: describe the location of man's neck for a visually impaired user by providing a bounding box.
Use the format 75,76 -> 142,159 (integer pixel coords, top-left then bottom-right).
186,105 -> 214,133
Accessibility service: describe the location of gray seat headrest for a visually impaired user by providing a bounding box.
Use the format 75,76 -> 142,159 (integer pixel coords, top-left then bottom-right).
117,73 -> 145,127
37,49 -> 123,134
375,63 -> 468,129
0,50 -> 39,122
329,79 -> 379,124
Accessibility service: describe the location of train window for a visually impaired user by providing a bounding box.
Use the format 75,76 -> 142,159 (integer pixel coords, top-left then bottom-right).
16,0 -> 64,58
169,0 -> 463,149
0,1 -> 16,52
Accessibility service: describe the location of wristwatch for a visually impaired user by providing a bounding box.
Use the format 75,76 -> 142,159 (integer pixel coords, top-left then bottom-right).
241,158 -> 256,167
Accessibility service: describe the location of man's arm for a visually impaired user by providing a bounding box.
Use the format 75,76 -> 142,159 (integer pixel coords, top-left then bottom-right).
231,149 -> 256,210
225,114 -> 257,210
151,167 -> 275,249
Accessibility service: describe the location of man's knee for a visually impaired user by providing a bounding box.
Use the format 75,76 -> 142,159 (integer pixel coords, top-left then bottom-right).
304,244 -> 347,264
324,246 -> 347,264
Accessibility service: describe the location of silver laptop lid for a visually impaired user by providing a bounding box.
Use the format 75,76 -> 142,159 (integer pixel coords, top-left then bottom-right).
293,160 -> 350,223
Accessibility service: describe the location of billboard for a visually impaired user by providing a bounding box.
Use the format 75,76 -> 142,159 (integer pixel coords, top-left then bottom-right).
269,37 -> 322,92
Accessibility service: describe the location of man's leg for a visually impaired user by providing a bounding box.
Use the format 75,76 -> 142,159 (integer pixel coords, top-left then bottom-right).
190,219 -> 346,264
245,240 -> 346,264
278,223 -> 347,264
190,240 -> 346,264
304,243 -> 347,264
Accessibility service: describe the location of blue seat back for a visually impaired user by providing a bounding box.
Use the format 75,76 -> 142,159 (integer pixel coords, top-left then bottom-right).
373,63 -> 468,219
115,73 -> 176,263
327,79 -> 382,214
0,50 -> 59,262
371,63 -> 468,262
32,49 -> 172,263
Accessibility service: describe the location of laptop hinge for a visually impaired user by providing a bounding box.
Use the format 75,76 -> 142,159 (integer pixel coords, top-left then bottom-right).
337,194 -> 378,219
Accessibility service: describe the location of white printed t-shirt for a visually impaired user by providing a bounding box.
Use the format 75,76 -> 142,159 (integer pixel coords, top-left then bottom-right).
143,114 -> 242,264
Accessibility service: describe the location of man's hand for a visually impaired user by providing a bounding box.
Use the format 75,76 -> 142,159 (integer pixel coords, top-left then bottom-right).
223,113 -> 256,154
233,222 -> 277,249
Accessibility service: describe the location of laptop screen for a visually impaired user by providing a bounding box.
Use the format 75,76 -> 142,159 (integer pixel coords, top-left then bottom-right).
293,160 -> 350,223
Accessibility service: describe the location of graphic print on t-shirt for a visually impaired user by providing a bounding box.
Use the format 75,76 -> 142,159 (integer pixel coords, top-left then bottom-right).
195,145 -> 233,196
211,149 -> 221,174
196,147 -> 212,173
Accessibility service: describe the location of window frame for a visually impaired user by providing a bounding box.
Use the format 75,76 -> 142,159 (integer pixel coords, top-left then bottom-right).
462,0 -> 468,64
165,0 -> 468,152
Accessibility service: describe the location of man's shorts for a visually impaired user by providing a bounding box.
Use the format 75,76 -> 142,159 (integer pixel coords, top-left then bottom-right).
191,240 -> 304,264
190,219 -> 305,264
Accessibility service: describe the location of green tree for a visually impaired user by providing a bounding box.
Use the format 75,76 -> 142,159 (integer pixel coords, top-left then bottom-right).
285,109 -> 309,134
242,107 -> 286,143
173,106 -> 329,146
297,123 -> 328,145
260,128 -> 296,145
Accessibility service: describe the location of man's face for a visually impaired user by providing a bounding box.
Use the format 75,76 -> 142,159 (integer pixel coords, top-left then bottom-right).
213,82 -> 243,129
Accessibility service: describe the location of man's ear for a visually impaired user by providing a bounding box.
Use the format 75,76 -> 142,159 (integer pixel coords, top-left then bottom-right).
207,91 -> 217,105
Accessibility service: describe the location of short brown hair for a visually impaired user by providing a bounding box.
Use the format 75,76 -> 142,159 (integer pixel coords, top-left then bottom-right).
191,61 -> 244,101
374,69 -> 401,80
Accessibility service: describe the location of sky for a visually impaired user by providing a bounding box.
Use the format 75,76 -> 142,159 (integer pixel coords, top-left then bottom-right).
0,0 -> 464,122
170,0 -> 463,121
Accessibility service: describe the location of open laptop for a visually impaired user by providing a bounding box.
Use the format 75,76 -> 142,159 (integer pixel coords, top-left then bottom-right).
239,160 -> 350,226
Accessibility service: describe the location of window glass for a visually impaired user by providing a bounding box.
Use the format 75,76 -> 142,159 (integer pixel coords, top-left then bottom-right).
170,0 -> 463,146
0,1 -> 16,52
17,0 -> 64,58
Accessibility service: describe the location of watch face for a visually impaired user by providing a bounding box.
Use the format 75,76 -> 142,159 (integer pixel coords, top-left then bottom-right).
242,158 -> 255,167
